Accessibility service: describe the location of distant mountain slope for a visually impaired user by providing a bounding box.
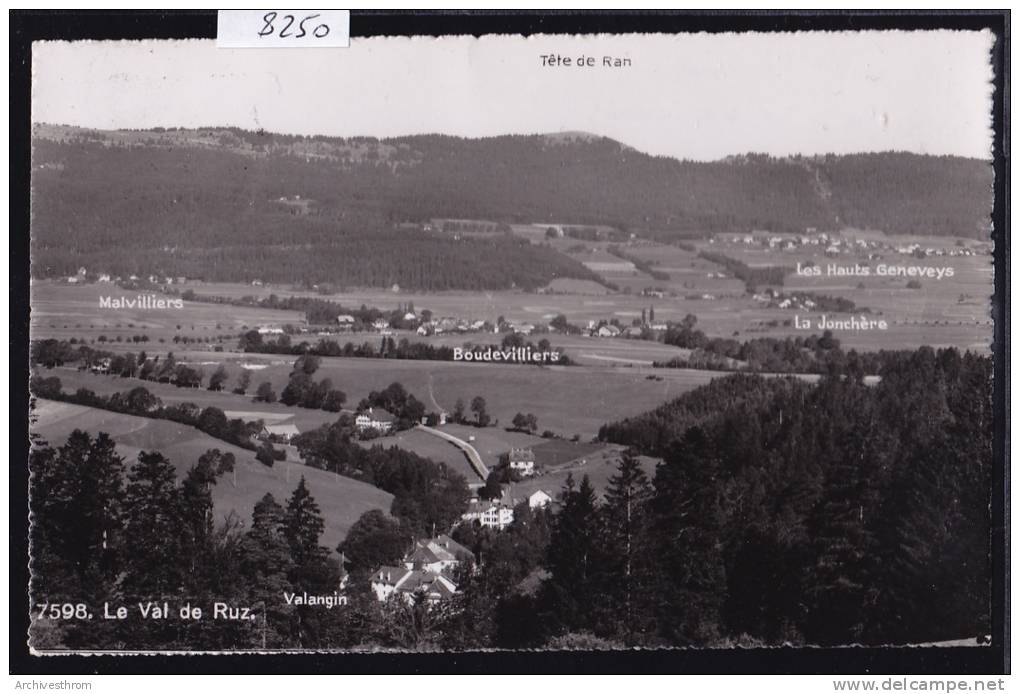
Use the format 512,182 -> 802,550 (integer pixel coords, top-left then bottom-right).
31,125 -> 992,287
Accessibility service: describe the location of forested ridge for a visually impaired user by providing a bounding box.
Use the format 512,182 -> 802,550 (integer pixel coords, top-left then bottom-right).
586,347 -> 991,645
31,126 -> 991,289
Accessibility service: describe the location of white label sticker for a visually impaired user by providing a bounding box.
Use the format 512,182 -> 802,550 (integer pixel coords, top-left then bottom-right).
217,10 -> 350,48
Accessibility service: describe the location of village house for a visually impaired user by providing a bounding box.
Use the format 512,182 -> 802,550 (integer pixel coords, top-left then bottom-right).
355,407 -> 395,434
257,325 -> 284,335
370,535 -> 473,604
508,447 -> 536,476
259,423 -> 301,444
89,357 -> 112,375
461,499 -> 515,530
371,568 -> 457,604
336,314 -> 356,329
406,535 -> 471,573
527,490 -> 553,509
596,324 -> 621,338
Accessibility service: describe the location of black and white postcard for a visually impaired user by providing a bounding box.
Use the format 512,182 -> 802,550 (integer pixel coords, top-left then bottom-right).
15,12 -> 1008,672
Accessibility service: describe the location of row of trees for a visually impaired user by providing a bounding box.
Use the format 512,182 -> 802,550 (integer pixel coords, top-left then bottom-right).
239,331 -> 573,366
698,251 -> 790,290
658,316 -> 916,375
277,355 -> 348,413
450,396 -> 491,427
606,245 -> 671,281
31,377 -> 259,452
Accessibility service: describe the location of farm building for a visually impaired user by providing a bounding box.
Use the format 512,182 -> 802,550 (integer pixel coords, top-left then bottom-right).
508,447 -> 536,476
89,357 -> 112,375
260,423 -> 301,443
356,407 -> 395,434
528,490 -> 553,509
336,314 -> 355,328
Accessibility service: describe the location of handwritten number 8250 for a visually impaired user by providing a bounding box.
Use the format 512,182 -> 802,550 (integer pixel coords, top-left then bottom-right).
258,12 -> 330,39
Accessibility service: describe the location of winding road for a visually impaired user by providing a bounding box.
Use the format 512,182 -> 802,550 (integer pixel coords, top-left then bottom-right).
415,424 -> 489,481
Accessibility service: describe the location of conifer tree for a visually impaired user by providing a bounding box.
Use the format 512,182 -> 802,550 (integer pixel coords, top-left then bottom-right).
284,477 -> 326,568
241,493 -> 296,648
599,451 -> 655,642
31,431 -> 125,594
121,451 -> 184,597
283,478 -> 341,646
180,452 -> 221,562
648,428 -> 727,645
540,474 -> 602,637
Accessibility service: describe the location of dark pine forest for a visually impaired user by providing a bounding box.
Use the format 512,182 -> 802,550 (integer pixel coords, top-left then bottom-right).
31,126 -> 992,290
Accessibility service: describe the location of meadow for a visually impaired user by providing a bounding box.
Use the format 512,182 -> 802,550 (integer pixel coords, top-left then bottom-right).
355,427 -> 481,483
46,367 -> 340,431
30,282 -> 306,343
136,355 -> 717,440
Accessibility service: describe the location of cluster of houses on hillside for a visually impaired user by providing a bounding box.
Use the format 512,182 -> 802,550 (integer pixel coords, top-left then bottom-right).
713,231 -> 979,259
416,317 -> 493,336
65,267 -> 190,286
583,319 -> 668,339
750,289 -> 819,310
370,535 -> 474,604
460,489 -> 553,531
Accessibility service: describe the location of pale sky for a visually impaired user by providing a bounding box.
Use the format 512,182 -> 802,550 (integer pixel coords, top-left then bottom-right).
32,31 -> 995,161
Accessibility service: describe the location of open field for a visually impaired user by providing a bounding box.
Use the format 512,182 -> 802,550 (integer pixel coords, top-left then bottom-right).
531,439 -> 607,467
43,367 -> 340,432
30,282 -> 306,343
355,427 -> 480,482
32,399 -> 393,549
74,351 -> 718,439
419,332 -> 693,366
205,357 -> 721,440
